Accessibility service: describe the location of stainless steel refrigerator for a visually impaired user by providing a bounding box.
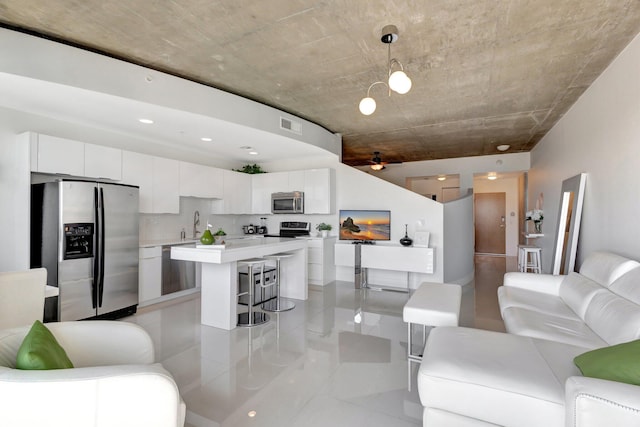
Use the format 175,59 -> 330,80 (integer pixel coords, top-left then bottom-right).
31,180 -> 139,321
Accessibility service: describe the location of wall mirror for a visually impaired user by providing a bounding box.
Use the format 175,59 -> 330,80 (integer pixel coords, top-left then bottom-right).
551,173 -> 586,274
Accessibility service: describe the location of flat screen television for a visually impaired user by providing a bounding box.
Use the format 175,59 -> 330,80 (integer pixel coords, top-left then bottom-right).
339,210 -> 391,241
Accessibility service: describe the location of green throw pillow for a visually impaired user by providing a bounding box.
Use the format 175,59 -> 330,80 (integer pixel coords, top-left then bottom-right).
574,339 -> 640,385
15,320 -> 74,370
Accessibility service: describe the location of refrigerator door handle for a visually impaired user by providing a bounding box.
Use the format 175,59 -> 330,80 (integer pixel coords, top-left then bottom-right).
98,187 -> 106,307
91,187 -> 99,309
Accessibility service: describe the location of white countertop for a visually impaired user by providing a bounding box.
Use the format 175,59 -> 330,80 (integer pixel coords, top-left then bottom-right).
171,236 -> 307,264
141,234 -> 335,248
140,234 -> 263,248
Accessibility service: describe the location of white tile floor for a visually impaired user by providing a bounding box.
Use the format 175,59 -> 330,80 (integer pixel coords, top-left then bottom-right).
125,255 -> 511,427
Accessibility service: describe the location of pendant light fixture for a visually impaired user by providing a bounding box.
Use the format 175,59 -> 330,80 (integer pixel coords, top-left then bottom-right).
359,25 -> 412,116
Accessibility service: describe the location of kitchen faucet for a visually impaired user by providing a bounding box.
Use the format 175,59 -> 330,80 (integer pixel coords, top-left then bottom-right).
193,210 -> 200,239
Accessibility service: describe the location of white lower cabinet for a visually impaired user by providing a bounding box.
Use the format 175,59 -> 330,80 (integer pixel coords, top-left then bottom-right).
307,237 -> 336,285
139,246 -> 162,305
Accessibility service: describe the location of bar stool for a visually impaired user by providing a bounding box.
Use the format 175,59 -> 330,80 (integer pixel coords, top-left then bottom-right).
237,258 -> 270,327
518,245 -> 542,273
262,253 -> 295,312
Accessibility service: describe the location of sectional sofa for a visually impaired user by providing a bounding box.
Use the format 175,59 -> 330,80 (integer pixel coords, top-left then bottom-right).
417,251 -> 640,426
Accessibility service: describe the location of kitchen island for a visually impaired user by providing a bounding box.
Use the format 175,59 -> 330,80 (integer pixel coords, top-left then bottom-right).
171,237 -> 307,330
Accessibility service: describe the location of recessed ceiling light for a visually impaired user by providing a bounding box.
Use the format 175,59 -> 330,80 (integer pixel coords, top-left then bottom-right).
496,144 -> 510,152
248,410 -> 257,418
249,151 -> 259,155
201,137 -> 212,142
138,118 -> 154,124
437,175 -> 446,181
488,172 -> 497,180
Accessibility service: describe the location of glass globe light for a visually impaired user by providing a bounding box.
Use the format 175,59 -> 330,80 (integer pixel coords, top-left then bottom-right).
388,70 -> 412,94
359,97 -> 377,115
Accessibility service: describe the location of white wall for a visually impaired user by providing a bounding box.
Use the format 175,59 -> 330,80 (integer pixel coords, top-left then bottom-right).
474,175 -> 521,257
0,130 -> 30,271
355,152 -> 530,194
334,163 -> 446,286
529,32 -> 640,270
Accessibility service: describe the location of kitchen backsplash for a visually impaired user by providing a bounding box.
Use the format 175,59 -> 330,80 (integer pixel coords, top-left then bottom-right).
139,197 -> 337,242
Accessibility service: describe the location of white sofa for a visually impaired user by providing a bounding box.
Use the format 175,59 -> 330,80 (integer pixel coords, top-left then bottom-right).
0,320 -> 186,427
417,252 -> 640,426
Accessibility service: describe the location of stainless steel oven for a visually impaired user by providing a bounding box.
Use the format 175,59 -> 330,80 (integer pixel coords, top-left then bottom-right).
271,191 -> 304,214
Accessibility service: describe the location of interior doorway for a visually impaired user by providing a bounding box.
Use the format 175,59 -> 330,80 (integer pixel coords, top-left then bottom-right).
474,192 -> 506,255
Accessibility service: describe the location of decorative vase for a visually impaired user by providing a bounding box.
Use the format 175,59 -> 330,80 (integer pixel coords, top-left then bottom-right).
534,221 -> 542,233
400,224 -> 413,246
200,229 -> 214,245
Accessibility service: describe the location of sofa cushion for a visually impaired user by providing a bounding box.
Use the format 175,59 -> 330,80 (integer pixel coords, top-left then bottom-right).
15,320 -> 73,370
578,252 -> 640,287
418,327 -> 587,427
608,266 -> 640,305
498,286 -> 578,319
583,292 -> 640,345
558,272 -> 608,320
574,339 -> 640,385
502,307 -> 607,348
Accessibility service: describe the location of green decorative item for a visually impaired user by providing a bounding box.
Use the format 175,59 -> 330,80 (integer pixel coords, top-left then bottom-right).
16,320 -> 74,370
233,164 -> 267,174
200,229 -> 214,245
574,339 -> 640,386
213,228 -> 226,244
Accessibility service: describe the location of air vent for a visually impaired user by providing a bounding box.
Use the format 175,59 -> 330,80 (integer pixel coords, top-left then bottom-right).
280,117 -> 302,134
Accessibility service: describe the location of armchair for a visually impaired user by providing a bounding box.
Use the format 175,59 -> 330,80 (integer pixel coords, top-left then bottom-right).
0,268 -> 47,329
0,320 -> 185,427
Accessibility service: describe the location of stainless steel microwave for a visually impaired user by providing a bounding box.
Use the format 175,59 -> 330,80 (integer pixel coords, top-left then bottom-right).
271,191 -> 304,214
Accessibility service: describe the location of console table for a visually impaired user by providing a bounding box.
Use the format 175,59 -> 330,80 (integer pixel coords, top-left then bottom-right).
334,243 -> 434,290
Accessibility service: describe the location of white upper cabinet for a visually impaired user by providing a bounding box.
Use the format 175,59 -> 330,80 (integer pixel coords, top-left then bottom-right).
287,170 -> 305,191
29,133 -> 122,181
213,170 -> 252,214
179,162 -> 223,199
84,143 -> 122,180
251,171 -> 289,214
121,151 -> 179,214
251,168 -> 334,214
152,157 -> 180,214
31,134 -> 85,176
304,168 -> 335,214
121,151 -> 154,213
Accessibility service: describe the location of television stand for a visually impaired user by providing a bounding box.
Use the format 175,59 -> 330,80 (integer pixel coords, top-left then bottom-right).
335,242 -> 434,292
353,242 -> 408,293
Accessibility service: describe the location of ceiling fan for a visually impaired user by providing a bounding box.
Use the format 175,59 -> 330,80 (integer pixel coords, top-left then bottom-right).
369,151 -> 401,171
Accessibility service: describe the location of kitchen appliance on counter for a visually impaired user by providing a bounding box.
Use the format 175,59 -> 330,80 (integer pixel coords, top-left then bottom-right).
243,218 -> 269,235
266,221 -> 310,238
31,180 -> 139,321
271,191 -> 304,214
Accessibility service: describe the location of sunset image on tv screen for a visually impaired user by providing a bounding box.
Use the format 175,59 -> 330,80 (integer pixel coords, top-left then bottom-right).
339,210 -> 390,241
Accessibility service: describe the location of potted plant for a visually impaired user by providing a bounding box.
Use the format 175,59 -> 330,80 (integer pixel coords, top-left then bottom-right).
213,228 -> 227,244
233,164 -> 266,174
316,223 -> 332,238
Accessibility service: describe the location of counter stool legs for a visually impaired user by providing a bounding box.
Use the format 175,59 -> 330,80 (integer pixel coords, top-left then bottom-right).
262,254 -> 295,312
237,259 -> 270,327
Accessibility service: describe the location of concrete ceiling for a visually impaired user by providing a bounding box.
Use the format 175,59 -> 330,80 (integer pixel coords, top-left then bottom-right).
1,0 -> 640,166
